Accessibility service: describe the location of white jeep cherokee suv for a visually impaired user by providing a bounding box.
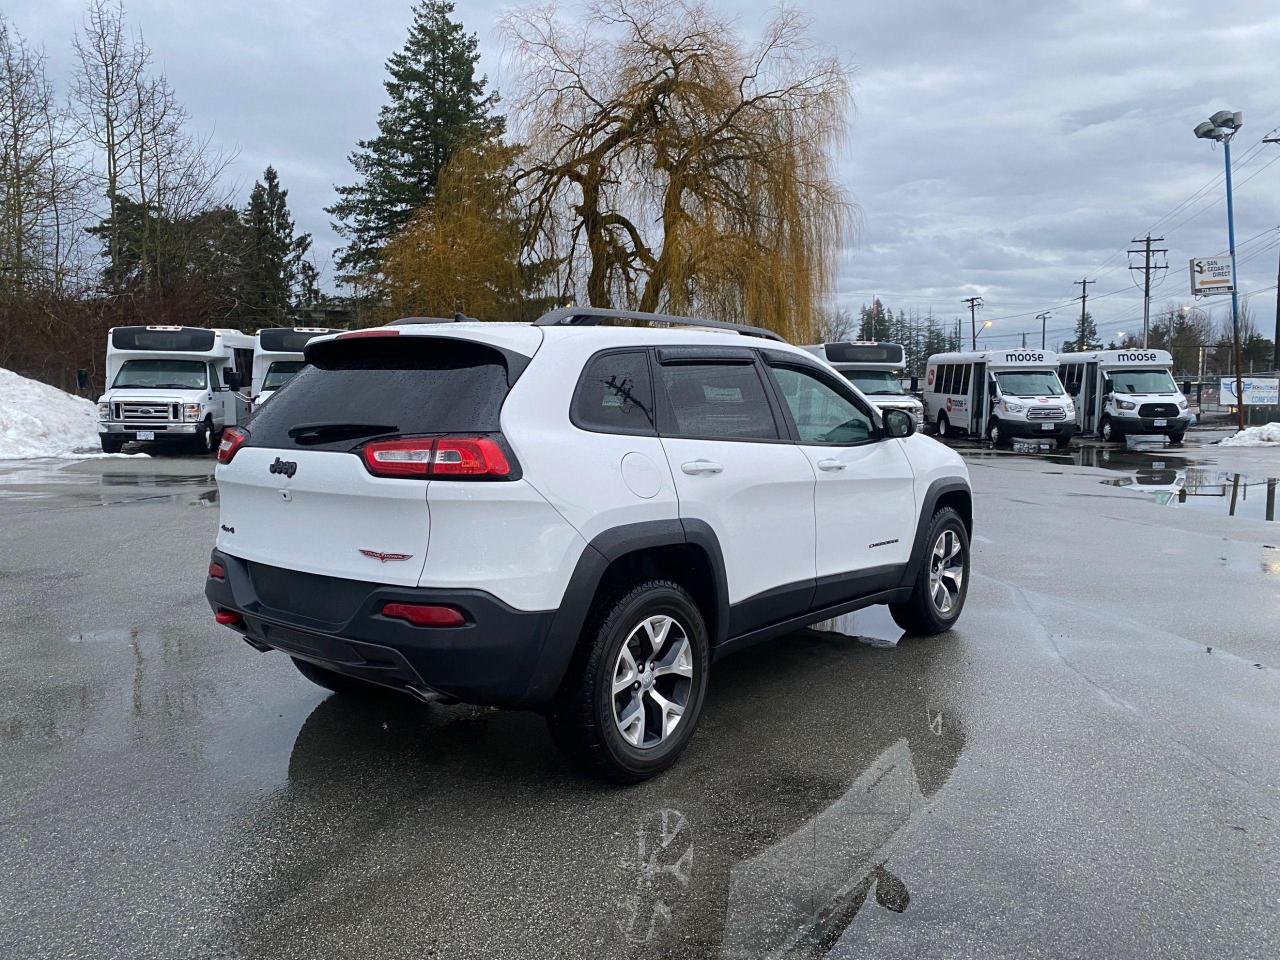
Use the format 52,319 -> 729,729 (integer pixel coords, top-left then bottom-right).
206,308 -> 972,781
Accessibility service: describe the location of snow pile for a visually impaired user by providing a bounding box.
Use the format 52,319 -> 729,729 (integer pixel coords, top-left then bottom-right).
0,367 -> 140,459
1219,423 -> 1280,447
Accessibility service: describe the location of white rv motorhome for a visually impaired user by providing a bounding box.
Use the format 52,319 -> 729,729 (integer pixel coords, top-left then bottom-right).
1057,349 -> 1189,443
251,327 -> 335,405
924,349 -> 1076,447
97,325 -> 254,453
800,341 -> 924,428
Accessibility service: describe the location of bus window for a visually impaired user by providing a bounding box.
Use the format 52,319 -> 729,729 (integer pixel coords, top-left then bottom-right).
958,365 -> 970,395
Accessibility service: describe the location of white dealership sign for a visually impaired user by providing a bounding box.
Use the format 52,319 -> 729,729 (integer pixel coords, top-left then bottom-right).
1220,377 -> 1279,405
1190,256 -> 1235,296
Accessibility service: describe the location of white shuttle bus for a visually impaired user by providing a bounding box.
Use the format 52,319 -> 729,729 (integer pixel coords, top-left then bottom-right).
800,341 -> 924,427
1057,348 -> 1190,443
924,348 -> 1076,447
97,325 -> 254,453
251,327 -> 335,405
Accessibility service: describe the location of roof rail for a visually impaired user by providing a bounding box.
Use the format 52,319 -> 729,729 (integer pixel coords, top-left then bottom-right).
388,313 -> 479,326
532,306 -> 785,343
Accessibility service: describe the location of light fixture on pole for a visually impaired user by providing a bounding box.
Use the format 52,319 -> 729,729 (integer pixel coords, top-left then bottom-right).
1194,109 -> 1246,431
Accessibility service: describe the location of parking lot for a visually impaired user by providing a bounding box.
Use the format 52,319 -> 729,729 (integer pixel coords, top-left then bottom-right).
2,435 -> 1279,960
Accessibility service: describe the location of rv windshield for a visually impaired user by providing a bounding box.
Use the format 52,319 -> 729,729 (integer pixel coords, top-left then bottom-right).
262,360 -> 304,391
993,370 -> 1063,397
112,359 -> 207,390
1108,369 -> 1177,394
842,370 -> 905,395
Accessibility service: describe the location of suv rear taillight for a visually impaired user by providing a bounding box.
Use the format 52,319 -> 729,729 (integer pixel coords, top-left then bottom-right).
359,436 -> 514,479
217,427 -> 248,464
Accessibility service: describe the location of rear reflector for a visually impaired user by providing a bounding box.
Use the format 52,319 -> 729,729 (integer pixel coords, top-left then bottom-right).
216,426 -> 248,464
360,436 -> 513,479
381,602 -> 466,627
214,609 -> 242,626
208,561 -> 226,579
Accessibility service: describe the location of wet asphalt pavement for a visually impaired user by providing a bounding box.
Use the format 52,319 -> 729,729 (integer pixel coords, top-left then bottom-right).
2,436 -> 1279,959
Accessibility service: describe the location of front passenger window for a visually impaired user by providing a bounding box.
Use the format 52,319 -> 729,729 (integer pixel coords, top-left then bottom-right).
771,366 -> 873,445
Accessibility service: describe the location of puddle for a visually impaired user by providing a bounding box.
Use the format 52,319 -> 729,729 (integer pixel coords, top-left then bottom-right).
0,466 -> 216,507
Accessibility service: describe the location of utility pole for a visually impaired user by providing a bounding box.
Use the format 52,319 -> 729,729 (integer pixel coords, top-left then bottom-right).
1021,331 -> 1027,348
1128,234 -> 1168,347
1265,136 -> 1280,371
1074,278 -> 1094,350
1223,136 -> 1246,430
962,296 -> 983,350
1036,311 -> 1051,350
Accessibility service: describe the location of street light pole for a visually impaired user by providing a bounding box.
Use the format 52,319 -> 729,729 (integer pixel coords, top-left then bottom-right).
1222,136 -> 1246,430
1195,110 -> 1247,431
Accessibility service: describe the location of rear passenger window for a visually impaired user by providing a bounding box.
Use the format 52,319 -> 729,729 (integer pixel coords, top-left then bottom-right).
958,365 -> 970,395
572,351 -> 655,435
658,362 -> 780,441
939,365 -> 953,394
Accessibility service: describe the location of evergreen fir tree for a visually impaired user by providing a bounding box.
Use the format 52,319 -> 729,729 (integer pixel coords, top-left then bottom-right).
1063,310 -> 1100,352
327,1 -> 503,277
242,166 -> 312,326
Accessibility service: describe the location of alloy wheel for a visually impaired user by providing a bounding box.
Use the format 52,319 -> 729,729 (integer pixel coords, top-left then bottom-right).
928,529 -> 965,615
612,615 -> 695,749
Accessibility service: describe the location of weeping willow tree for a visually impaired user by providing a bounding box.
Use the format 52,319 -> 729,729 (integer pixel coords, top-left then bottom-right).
379,141 -> 527,320
503,0 -> 855,341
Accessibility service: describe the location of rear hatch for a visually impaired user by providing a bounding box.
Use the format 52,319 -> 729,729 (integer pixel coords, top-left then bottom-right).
214,329 -> 538,588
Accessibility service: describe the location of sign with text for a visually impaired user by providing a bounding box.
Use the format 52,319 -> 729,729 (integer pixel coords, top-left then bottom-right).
1190,256 -> 1234,296
1220,377 -> 1279,405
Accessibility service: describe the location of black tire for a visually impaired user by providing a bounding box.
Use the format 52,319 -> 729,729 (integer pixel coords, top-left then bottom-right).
99,435 -> 125,454
547,579 -> 710,783
936,413 -> 951,439
987,419 -> 1006,447
1167,431 -> 1185,445
1055,436 -> 1072,449
890,507 -> 970,637
194,417 -> 216,454
290,656 -> 383,698
1099,416 -> 1119,442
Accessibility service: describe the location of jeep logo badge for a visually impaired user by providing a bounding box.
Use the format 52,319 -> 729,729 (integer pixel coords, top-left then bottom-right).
269,457 -> 298,478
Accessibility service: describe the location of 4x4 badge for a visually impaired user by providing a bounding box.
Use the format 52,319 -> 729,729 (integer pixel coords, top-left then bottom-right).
359,549 -> 414,563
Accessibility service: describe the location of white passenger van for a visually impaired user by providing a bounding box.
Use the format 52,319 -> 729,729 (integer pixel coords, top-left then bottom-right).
801,341 -> 924,427
924,349 -> 1076,447
251,327 -> 335,405
97,325 -> 254,453
1057,349 -> 1189,443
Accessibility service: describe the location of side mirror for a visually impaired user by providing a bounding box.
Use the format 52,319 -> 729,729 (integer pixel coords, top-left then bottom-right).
1181,380 -> 1191,396
909,376 -> 919,393
222,369 -> 242,391
883,408 -> 915,438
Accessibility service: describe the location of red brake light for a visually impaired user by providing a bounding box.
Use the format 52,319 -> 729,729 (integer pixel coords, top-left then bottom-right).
337,329 -> 400,340
217,427 -> 248,464
214,609 -> 242,626
381,602 -> 466,627
432,437 -> 511,476
208,561 -> 226,579
360,436 -> 513,479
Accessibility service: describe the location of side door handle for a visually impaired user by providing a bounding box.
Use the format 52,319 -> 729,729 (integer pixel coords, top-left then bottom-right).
817,459 -> 846,472
681,459 -> 723,476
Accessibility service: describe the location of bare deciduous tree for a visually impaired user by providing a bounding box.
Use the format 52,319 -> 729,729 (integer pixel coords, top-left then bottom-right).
502,0 -> 856,340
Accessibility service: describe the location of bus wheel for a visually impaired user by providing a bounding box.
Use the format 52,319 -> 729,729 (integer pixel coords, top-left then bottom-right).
1167,430 -> 1185,445
1055,435 -> 1072,449
937,414 -> 950,439
196,417 -> 215,454
1100,416 -> 1116,442
987,420 -> 1006,447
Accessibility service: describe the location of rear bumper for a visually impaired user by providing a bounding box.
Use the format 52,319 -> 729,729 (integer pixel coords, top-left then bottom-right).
205,550 -> 559,708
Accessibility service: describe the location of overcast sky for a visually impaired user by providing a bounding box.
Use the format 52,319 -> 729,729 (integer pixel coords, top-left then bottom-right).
7,0 -> 1280,346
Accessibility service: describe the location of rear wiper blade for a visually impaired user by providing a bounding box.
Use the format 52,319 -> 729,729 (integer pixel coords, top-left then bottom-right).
287,421 -> 399,443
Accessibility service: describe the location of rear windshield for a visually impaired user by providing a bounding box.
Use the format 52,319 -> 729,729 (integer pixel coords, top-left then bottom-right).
262,360 -> 304,391
244,337 -> 515,451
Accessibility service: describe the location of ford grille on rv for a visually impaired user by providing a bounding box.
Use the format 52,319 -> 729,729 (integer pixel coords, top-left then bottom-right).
1028,407 -> 1067,421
